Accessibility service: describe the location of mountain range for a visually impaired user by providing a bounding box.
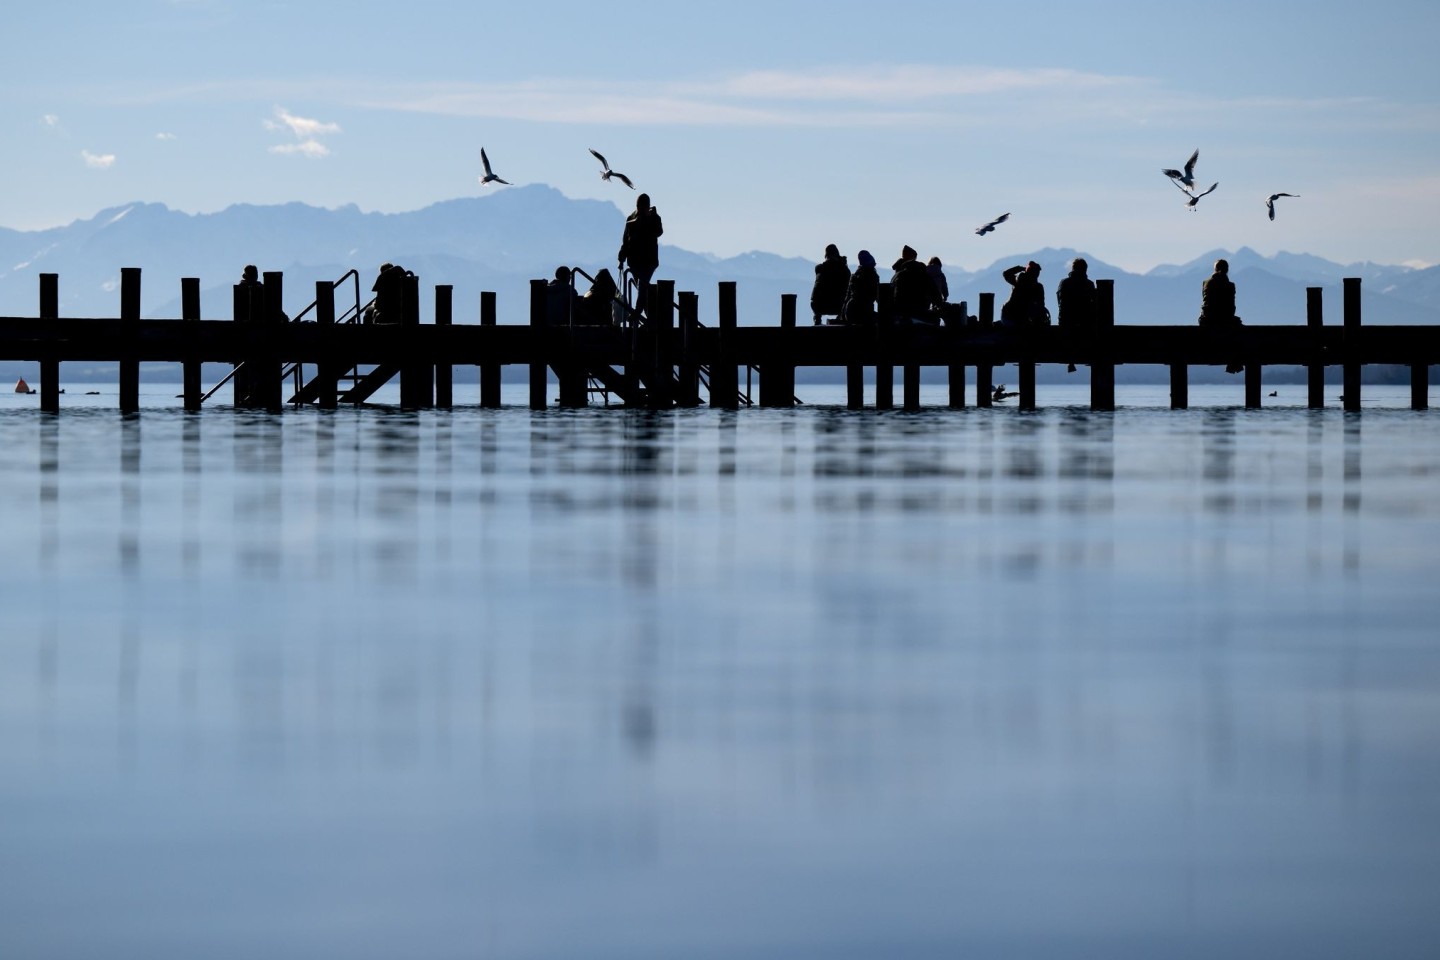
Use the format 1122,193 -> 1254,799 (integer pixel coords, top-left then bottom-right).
3,184 -> 1438,340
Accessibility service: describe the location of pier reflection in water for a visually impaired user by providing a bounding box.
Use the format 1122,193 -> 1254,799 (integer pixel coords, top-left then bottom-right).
1,385 -> 1438,959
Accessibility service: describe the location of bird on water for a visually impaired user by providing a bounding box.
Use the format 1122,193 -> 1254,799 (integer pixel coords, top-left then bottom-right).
588,149 -> 634,189
478,148 -> 511,186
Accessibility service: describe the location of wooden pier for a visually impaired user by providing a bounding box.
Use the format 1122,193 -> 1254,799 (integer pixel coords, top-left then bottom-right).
2,270 -> 1436,413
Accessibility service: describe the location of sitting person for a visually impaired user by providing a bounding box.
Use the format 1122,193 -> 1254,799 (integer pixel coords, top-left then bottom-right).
1198,258 -> 1244,373
365,262 -> 410,324
1000,261 -> 1050,327
810,244 -> 851,325
1057,258 -> 1096,372
841,250 -> 879,326
580,268 -> 620,325
891,245 -> 939,323
546,266 -> 582,325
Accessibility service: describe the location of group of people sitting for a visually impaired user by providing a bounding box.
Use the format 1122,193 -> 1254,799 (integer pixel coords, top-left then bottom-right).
810,244 -> 1103,331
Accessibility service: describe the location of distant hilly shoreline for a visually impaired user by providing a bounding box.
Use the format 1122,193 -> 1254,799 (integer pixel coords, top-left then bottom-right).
3,186 -> 1438,383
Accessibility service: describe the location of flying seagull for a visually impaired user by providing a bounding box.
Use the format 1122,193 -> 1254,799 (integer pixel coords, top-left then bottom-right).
1265,192 -> 1299,221
975,212 -> 1010,236
1186,182 -> 1219,210
588,148 -> 634,189
477,148 -> 510,186
1162,148 -> 1200,193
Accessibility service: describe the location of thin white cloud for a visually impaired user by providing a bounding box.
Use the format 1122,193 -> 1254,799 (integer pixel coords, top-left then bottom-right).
268,140 -> 330,159
42,114 -> 60,128
711,65 -> 1135,102
81,150 -> 116,170
156,132 -> 178,141
265,106 -> 341,139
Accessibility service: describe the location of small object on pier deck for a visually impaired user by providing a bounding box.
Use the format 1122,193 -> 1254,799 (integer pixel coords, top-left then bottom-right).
1162,148 -> 1200,193
588,148 -> 634,189
975,212 -> 1009,236
1266,193 -> 1299,221
1185,182 -> 1219,210
15,378 -> 35,394
477,147 -> 511,186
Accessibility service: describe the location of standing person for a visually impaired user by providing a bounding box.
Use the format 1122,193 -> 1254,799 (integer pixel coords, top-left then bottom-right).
842,250 -> 879,326
1056,258 -> 1096,372
617,193 -> 663,317
810,243 -> 851,325
1001,261 -> 1049,327
1198,258 -> 1244,373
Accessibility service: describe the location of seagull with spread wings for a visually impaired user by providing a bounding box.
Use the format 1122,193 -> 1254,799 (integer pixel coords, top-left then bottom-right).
1163,149 -> 1200,193
975,212 -> 1010,236
1185,182 -> 1219,210
1265,192 -> 1299,221
588,148 -> 634,189
477,148 -> 510,186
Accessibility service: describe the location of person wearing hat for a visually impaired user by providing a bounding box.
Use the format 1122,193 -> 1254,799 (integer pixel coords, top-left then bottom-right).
892,244 -> 938,322
842,250 -> 879,326
810,243 -> 851,325
1001,260 -> 1050,327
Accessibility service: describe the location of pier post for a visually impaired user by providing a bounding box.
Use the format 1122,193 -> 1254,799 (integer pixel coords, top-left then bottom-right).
651,280 -> 676,409
875,284 -> 894,410
315,280 -> 338,409
39,274 -> 59,413
119,268 -> 141,414
1245,363 -> 1263,409
678,291 -> 701,407
847,361 -> 864,409
529,279 -> 548,410
1170,363 -> 1188,409
761,293 -> 796,407
1090,279 -> 1115,411
258,271 -> 284,411
182,278 -> 202,411
947,300 -> 966,409
435,285 -> 453,409
976,292 -> 994,407
1412,364 -> 1428,411
1018,351 -> 1036,411
1343,278 -> 1361,412
233,280 -> 252,407
480,292 -> 501,408
903,355 -> 921,410
1307,287 -> 1325,408
399,272 -> 431,408
712,281 -> 739,409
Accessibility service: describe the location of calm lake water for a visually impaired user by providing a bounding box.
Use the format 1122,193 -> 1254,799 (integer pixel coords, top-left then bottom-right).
3,382 -> 1439,959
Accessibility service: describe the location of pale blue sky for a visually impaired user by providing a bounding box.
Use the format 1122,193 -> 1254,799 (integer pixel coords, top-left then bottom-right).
6,0 -> 1439,270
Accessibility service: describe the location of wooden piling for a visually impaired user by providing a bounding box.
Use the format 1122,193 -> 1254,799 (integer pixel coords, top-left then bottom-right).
875,284 -> 894,410
182,278 -> 201,411
233,280 -> 252,407
400,272 -> 431,408
39,274 -> 59,413
711,281 -> 739,409
119,268 -> 141,414
677,291 -> 701,407
1018,355 -> 1036,411
480,292 -> 501,408
315,280 -> 338,410
947,300 -> 966,409
652,280 -> 677,409
258,271 -> 284,411
1343,278 -> 1361,412
529,279 -> 548,410
1090,279 -> 1115,411
761,293 -> 796,407
976,293 -> 994,408
435,285 -> 453,409
1245,363 -> 1263,409
1412,364 -> 1428,411
1307,287 -> 1325,408
1170,363 -> 1188,409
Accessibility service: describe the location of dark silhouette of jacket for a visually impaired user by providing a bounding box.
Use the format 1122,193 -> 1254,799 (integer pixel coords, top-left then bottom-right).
1056,270 -> 1096,329
618,207 -> 663,273
843,262 -> 879,325
811,249 -> 851,319
1001,264 -> 1049,327
1199,272 -> 1239,327
891,257 -> 937,320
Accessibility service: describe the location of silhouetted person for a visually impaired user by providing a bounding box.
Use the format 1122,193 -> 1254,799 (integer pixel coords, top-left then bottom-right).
926,257 -> 949,302
240,264 -> 261,288
1056,258 -> 1096,372
366,262 -> 409,324
581,268 -> 620,325
842,249 -> 879,326
810,244 -> 850,325
618,193 -> 663,317
892,244 -> 938,323
1001,260 -> 1049,327
1198,258 -> 1244,373
547,266 -> 582,326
